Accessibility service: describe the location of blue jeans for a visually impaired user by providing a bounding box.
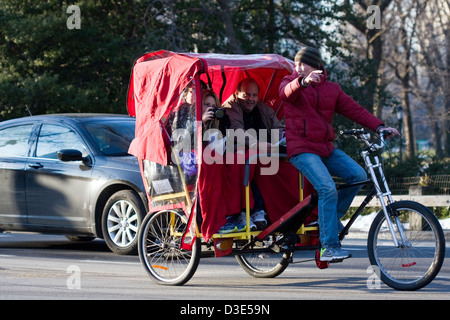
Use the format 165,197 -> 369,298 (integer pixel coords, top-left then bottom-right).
290,149 -> 367,248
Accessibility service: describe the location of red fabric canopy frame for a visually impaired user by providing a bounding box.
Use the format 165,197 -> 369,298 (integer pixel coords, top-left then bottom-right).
127,50 -> 295,165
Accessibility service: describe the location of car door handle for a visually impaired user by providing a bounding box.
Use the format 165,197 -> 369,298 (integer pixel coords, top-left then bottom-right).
28,163 -> 44,169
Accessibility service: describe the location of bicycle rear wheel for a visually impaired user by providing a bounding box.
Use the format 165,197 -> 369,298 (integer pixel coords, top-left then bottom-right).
235,237 -> 292,278
138,209 -> 200,286
367,201 -> 445,291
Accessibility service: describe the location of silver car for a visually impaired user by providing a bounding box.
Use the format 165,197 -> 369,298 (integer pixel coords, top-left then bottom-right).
0,114 -> 148,255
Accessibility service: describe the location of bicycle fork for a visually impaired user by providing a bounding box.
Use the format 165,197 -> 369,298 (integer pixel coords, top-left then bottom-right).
362,151 -> 407,248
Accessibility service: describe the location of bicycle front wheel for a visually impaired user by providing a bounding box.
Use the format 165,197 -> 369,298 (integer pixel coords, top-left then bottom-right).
367,201 -> 445,291
138,209 -> 200,286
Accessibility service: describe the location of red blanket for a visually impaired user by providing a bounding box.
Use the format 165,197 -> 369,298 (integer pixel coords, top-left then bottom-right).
198,151 -> 317,241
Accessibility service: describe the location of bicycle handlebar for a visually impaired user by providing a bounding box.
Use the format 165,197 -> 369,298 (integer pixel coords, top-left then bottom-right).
340,129 -> 390,152
340,129 -> 370,135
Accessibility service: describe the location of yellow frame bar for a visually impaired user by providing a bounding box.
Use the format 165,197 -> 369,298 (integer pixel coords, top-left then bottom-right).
151,192 -> 188,202
245,184 -> 251,239
160,163 -> 318,241
207,172 -> 317,240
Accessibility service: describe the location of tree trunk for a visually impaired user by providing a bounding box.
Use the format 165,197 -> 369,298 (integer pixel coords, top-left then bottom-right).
267,0 -> 275,53
444,21 -> 450,157
345,0 -> 393,116
401,80 -> 416,160
216,0 -> 243,53
367,27 -> 384,119
399,16 -> 416,160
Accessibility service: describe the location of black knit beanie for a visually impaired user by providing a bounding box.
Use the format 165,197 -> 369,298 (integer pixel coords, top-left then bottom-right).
294,47 -> 322,69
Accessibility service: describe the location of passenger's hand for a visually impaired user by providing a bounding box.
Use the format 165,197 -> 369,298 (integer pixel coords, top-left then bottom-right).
303,70 -> 323,85
202,107 -> 214,123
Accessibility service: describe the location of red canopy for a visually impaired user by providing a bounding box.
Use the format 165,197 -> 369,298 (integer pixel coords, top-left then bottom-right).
127,50 -> 294,165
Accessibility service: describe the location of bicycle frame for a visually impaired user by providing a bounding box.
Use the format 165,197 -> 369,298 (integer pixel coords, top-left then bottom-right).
337,180 -> 375,241
137,130 -> 445,288
209,153 -> 319,244
235,130 -> 407,250
342,130 -> 406,248
131,51 -> 445,289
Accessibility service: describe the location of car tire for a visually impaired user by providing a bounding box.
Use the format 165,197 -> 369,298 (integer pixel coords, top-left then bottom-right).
101,190 -> 145,255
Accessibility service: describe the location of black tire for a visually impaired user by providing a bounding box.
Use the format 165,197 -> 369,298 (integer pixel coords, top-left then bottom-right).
367,201 -> 445,291
101,190 -> 145,255
235,238 -> 292,278
138,209 -> 200,286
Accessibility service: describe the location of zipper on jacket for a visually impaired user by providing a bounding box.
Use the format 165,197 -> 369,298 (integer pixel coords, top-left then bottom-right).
314,85 -> 332,154
303,118 -> 306,137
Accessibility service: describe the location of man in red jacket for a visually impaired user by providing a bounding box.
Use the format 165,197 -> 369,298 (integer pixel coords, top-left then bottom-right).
279,47 -> 399,262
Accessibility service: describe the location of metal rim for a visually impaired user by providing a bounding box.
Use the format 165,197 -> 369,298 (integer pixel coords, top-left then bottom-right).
372,207 -> 439,285
140,210 -> 198,285
106,200 -> 139,248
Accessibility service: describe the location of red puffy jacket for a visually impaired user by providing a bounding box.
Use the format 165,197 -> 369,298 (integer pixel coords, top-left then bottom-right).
279,67 -> 384,159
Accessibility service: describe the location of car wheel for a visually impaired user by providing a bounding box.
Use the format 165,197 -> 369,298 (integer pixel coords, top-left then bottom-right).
101,190 -> 145,255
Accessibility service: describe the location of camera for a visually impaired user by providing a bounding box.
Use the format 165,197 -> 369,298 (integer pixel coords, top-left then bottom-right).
212,107 -> 225,119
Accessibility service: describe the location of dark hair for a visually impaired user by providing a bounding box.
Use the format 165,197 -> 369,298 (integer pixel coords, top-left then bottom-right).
236,78 -> 260,93
201,89 -> 221,107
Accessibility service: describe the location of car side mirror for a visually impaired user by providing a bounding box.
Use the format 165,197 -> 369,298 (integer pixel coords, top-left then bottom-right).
57,149 -> 91,165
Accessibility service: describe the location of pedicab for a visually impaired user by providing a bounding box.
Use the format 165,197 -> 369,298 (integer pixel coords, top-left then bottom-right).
127,50 -> 445,290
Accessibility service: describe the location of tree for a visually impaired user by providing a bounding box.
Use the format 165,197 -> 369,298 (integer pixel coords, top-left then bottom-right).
384,0 -> 420,159
333,0 -> 450,160
336,0 -> 394,117
0,0 -> 143,121
410,0 -> 449,158
382,0 -> 449,160
1,0 -> 341,122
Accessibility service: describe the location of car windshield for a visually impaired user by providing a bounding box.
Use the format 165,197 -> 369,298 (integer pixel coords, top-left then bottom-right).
84,120 -> 135,156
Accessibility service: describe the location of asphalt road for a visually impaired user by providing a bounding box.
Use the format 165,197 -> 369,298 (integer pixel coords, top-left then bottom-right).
1,231 -> 449,302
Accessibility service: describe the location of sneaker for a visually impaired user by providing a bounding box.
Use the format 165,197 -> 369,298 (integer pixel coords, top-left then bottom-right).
251,210 -> 268,230
236,211 -> 256,231
227,214 -> 247,232
218,221 -> 238,234
319,247 -> 350,262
